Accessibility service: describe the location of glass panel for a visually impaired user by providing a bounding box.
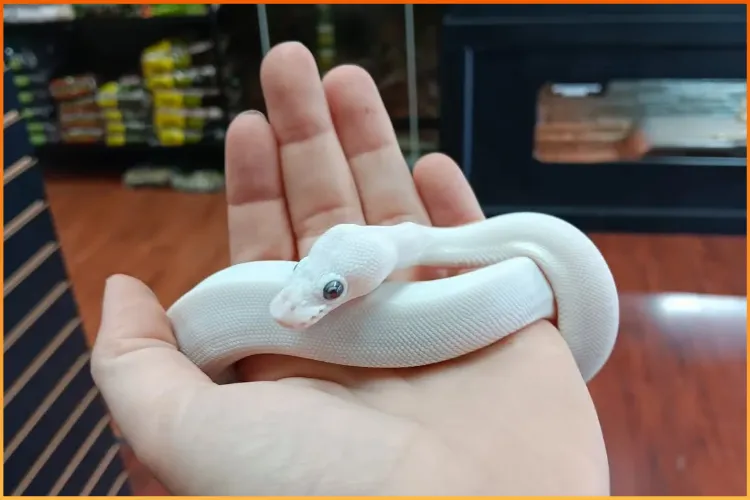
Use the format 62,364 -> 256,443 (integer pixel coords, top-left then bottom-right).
412,5 -> 442,123
263,5 -> 407,118
534,79 -> 747,164
218,5 -> 266,116
401,5 -> 442,162
262,5 -> 444,160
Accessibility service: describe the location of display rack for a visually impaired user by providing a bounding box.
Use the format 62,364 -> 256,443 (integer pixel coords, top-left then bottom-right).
4,5 -> 231,172
5,5 -> 441,173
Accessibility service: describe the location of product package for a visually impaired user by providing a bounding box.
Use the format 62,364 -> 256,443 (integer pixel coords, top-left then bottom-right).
152,88 -> 222,109
49,74 -> 98,101
155,126 -> 225,147
5,43 -> 63,144
26,121 -> 60,147
50,73 -> 106,144
153,106 -> 224,129
12,71 -> 51,90
99,76 -> 153,146
141,38 -> 226,147
17,89 -> 54,107
72,4 -> 140,18
60,127 -> 104,144
141,4 -> 209,17
21,105 -> 55,120
140,40 -> 217,80
145,65 -> 217,90
97,81 -> 152,111
4,4 -> 74,24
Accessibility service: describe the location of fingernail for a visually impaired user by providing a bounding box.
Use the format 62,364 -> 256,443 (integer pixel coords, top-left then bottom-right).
100,275 -> 120,329
104,274 -> 127,295
238,109 -> 266,120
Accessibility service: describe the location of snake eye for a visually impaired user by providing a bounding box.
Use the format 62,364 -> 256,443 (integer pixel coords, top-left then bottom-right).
322,280 -> 345,300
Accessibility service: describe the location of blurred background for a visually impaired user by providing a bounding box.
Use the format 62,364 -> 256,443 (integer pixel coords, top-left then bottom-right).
3,3 -> 746,497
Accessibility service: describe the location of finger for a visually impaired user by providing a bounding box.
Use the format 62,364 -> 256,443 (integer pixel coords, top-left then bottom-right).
413,153 -> 484,227
323,65 -> 430,226
91,275 -> 213,457
260,42 -> 364,256
413,154 -> 485,279
225,111 -> 295,264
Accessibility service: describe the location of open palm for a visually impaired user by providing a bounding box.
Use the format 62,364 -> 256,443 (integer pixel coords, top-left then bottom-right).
91,42 -> 609,495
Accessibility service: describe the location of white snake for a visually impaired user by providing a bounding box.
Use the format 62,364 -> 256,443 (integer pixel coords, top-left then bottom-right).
168,212 -> 619,383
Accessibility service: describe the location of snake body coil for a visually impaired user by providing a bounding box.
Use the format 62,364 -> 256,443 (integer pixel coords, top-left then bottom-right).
168,212 -> 619,383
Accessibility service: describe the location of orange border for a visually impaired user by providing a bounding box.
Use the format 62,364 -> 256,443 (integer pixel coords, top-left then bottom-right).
1,3 -> 6,496
1,1 -> 748,499
2,0 -> 749,3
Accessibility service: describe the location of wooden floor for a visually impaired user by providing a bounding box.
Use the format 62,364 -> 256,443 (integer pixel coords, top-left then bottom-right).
44,174 -> 747,496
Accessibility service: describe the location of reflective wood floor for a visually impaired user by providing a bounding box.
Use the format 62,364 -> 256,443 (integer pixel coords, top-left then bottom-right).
44,175 -> 747,496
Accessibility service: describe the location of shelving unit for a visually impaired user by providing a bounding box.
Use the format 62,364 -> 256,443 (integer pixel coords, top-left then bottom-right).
5,5 -> 232,172
5,5 -> 443,174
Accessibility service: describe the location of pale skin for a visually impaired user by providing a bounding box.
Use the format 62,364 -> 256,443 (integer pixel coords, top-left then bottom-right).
91,42 -> 610,495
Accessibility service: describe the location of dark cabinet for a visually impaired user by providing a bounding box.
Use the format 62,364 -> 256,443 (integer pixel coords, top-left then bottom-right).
440,5 -> 746,234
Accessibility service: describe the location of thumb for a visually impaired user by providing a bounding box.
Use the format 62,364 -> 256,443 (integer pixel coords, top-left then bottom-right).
91,274 -> 212,454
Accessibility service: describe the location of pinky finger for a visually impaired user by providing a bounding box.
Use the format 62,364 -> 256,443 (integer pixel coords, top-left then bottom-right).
413,153 -> 484,227
412,153 -> 485,279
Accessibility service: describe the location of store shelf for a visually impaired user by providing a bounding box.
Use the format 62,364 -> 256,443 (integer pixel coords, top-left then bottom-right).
33,141 -> 224,173
5,14 -> 212,30
5,4 -> 229,173
34,142 -> 221,152
4,15 -> 209,35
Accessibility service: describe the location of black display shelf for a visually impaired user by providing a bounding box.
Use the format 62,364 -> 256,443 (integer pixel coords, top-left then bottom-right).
5,7 -> 231,173
439,4 -> 747,235
4,14 -> 211,30
32,142 -> 225,173
441,5 -> 745,47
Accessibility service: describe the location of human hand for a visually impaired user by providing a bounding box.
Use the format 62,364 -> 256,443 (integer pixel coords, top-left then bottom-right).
91,42 -> 609,495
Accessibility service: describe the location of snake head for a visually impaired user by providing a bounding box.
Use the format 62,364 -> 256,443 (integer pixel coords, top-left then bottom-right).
268,223 -> 398,331
269,257 -> 350,330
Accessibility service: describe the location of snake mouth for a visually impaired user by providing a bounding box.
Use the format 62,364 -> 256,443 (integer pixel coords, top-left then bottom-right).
269,291 -> 327,330
274,318 -> 309,330
273,312 -> 325,331
273,310 -> 323,330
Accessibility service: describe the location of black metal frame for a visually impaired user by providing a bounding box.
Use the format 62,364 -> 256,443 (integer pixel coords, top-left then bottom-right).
439,5 -> 747,234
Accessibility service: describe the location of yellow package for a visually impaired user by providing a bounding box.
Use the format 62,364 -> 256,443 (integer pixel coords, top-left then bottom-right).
154,109 -> 185,129
141,40 -> 191,77
106,134 -> 126,147
157,127 -> 203,146
97,82 -> 119,108
154,108 -> 208,129
147,73 -> 175,89
106,121 -> 125,134
157,128 -> 186,146
153,90 -> 184,108
102,109 -> 122,121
